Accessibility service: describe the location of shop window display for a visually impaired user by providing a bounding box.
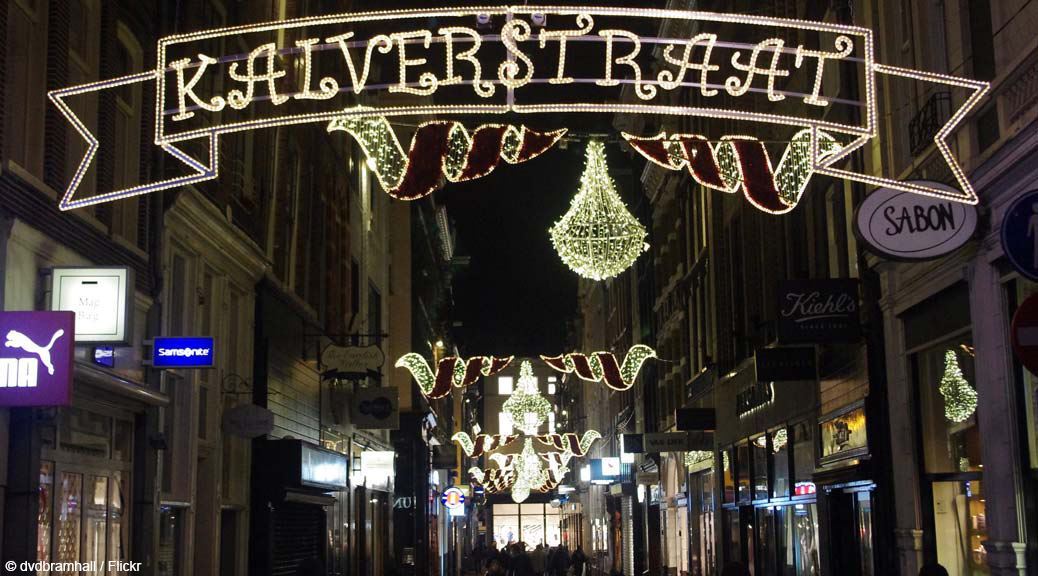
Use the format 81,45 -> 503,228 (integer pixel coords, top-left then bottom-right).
771,427 -> 790,499
736,441 -> 751,504
751,435 -> 769,501
723,448 -> 736,504
793,503 -> 820,576
913,336 -> 988,575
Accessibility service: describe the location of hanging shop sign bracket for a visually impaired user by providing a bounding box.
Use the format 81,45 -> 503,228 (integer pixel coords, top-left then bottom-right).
49,6 -> 987,213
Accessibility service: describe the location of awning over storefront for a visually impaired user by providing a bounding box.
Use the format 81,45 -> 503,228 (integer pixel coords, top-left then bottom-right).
74,361 -> 169,406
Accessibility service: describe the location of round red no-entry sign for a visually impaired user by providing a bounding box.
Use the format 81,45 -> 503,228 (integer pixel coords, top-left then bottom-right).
1011,293 -> 1038,376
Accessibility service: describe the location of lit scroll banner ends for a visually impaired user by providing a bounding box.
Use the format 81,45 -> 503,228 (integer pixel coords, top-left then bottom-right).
542,344 -> 656,391
395,353 -> 512,399
50,6 -> 988,210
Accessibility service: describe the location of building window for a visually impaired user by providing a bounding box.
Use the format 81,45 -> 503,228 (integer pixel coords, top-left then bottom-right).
498,376 -> 514,395
967,0 -> 996,80
498,412 -> 514,436
111,24 -> 144,246
6,0 -> 48,177
64,0 -> 100,202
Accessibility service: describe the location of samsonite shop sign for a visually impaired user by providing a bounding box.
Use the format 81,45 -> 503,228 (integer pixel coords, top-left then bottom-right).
0,311 -> 74,406
855,182 -> 977,260
151,337 -> 215,368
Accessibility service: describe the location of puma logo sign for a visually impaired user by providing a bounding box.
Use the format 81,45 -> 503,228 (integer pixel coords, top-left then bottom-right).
5,329 -> 64,375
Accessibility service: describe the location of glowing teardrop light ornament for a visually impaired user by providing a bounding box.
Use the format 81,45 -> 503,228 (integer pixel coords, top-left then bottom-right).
550,141 -> 648,280
939,349 -> 977,423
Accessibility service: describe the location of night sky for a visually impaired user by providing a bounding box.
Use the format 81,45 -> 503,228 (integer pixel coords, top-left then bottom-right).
444,142 -> 584,358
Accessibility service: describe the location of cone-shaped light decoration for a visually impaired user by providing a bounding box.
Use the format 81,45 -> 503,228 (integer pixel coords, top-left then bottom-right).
502,360 -> 552,435
550,141 -> 648,280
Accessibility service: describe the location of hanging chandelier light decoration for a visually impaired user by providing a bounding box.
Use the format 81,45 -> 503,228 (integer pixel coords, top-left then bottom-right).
550,141 -> 648,280
502,360 -> 553,435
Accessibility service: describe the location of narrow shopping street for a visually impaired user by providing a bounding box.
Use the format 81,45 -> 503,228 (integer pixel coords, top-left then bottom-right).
0,1 -> 1036,575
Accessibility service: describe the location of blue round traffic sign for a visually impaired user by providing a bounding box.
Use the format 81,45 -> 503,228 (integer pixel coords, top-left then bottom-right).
1001,190 -> 1038,281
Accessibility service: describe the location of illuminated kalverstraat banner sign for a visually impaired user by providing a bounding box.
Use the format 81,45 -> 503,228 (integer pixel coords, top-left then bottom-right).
50,6 -> 988,213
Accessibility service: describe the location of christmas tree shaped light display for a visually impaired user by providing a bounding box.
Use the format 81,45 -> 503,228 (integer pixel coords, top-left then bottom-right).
939,349 -> 977,423
550,141 -> 648,280
502,360 -> 553,435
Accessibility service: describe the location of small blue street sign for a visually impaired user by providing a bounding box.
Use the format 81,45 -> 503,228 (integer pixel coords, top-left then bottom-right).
152,337 -> 215,368
1002,190 -> 1038,281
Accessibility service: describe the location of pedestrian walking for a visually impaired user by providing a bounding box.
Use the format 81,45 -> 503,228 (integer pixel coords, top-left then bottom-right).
530,544 -> 547,575
550,545 -> 570,576
919,564 -> 949,576
571,546 -> 587,576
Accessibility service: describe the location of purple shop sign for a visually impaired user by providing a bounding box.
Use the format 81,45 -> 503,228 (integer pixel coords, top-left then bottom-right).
0,311 -> 75,406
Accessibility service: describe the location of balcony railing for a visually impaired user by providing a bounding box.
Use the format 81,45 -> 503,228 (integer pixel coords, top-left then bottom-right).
909,91 -> 952,156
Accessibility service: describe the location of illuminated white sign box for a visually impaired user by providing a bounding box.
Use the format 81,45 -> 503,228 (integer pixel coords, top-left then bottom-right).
51,267 -> 133,344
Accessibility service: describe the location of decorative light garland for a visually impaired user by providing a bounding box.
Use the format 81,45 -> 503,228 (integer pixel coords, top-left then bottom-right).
48,6 -> 988,211
535,431 -> 602,456
395,353 -> 512,399
685,450 -> 713,470
541,344 -> 656,391
452,431 -> 520,457
328,113 -> 566,200
624,128 -> 841,213
502,360 -> 553,435
938,349 -> 977,423
550,141 -> 648,280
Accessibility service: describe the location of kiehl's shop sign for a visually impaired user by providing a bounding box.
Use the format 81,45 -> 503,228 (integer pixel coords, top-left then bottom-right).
0,312 -> 75,406
855,182 -> 978,260
777,279 -> 860,343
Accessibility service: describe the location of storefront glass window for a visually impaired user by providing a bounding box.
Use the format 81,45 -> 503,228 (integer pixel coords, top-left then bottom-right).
725,509 -> 741,564
110,472 -> 127,566
778,506 -> 795,575
521,503 -> 545,545
37,462 -> 54,576
931,480 -> 989,575
693,472 -> 716,576
792,422 -> 815,485
772,427 -> 790,499
57,472 -> 82,563
158,506 -> 184,576
757,507 -> 777,576
856,492 -> 875,576
736,441 -> 751,504
916,342 -> 982,473
722,448 -> 736,504
1010,281 -> 1038,470
751,435 -> 768,501
83,476 -> 108,575
792,503 -> 820,576
544,505 -> 562,547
